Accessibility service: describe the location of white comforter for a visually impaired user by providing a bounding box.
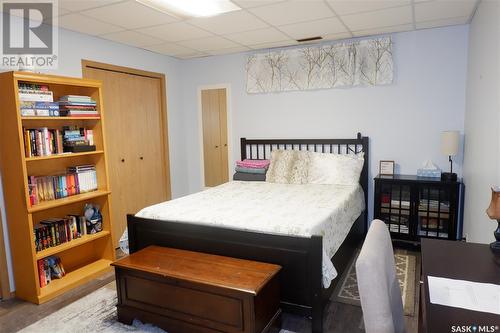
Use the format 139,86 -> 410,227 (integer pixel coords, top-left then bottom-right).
133,181 -> 365,287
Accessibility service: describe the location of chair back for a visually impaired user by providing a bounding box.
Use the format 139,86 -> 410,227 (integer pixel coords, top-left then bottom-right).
356,219 -> 406,333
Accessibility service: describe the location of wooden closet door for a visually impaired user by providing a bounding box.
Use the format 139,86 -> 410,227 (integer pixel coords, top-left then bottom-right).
201,89 -> 228,187
83,63 -> 170,246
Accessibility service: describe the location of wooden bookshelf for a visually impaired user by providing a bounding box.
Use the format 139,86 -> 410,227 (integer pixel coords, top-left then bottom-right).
0,71 -> 115,304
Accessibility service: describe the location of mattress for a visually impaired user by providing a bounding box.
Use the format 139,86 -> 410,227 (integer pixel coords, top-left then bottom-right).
133,181 -> 365,288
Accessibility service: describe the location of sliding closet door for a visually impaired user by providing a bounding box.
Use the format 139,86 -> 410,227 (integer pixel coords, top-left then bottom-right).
83,61 -> 170,246
201,88 -> 228,187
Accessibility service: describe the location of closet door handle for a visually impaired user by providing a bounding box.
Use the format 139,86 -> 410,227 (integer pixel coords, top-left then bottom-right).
215,145 -> 219,148
224,144 -> 227,147
121,158 -> 125,163
139,156 -> 144,160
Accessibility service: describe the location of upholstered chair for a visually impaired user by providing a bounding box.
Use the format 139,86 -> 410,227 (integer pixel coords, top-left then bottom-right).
356,219 -> 406,333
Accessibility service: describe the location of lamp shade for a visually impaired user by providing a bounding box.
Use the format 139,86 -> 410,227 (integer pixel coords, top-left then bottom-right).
486,187 -> 500,220
441,131 -> 459,156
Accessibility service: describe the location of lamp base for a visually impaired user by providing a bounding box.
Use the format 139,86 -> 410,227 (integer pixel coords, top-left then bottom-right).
441,172 -> 457,182
491,219 -> 500,255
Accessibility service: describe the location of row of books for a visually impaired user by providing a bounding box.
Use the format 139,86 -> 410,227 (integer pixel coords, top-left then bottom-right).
38,256 -> 65,288
20,101 -> 60,117
23,126 -> 95,157
24,128 -> 63,157
18,83 -> 53,102
18,82 -> 100,118
28,165 -> 98,205
59,95 -> 98,117
34,215 -> 88,252
63,126 -> 95,153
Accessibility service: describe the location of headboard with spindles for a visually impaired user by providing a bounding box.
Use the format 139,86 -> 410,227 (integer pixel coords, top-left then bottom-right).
240,133 -> 369,232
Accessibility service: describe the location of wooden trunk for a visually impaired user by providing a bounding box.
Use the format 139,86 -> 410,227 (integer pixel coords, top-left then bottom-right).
112,246 -> 281,333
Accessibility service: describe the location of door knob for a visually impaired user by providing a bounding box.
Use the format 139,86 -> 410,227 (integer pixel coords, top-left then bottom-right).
224,144 -> 227,147
215,145 -> 219,148
140,156 -> 144,160
121,158 -> 125,162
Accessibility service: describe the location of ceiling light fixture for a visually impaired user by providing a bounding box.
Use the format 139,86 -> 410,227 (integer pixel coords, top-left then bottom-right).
136,0 -> 241,18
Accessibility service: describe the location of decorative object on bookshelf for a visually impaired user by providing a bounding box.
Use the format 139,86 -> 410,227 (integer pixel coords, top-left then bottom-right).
485,187 -> 500,256
440,130 -> 459,182
379,160 -> 395,176
84,203 -> 103,234
0,71 -> 114,304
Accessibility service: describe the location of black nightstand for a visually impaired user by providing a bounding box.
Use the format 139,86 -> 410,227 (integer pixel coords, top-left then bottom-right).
374,174 -> 464,244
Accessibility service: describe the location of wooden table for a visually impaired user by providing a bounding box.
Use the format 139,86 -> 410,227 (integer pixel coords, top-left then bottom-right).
112,245 -> 282,333
420,238 -> 500,332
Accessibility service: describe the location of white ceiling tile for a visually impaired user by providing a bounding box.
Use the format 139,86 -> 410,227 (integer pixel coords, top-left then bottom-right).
249,0 -> 335,26
178,36 -> 241,51
176,51 -> 210,59
57,13 -> 124,35
278,17 -> 347,40
144,42 -> 195,55
327,0 -> 410,15
414,0 -> 477,22
188,10 -> 268,35
100,30 -> 164,47
352,23 -> 414,37
322,31 -> 352,41
58,0 -> 123,12
416,16 -> 470,29
138,22 -> 213,42
231,0 -> 286,9
82,0 -> 178,29
226,27 -> 290,46
207,46 -> 250,55
248,40 -> 298,50
341,5 -> 412,31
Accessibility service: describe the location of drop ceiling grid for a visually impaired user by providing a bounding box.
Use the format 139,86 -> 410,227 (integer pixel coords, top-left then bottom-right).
50,0 -> 478,59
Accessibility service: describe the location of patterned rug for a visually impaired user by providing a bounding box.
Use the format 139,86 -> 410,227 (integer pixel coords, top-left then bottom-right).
17,284 -> 299,333
335,251 -> 417,316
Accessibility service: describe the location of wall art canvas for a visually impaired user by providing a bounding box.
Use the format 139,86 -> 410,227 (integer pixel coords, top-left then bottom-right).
246,37 -> 393,94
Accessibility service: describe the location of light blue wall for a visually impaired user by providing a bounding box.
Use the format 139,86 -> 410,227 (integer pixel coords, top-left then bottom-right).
180,25 -> 469,223
463,0 -> 500,244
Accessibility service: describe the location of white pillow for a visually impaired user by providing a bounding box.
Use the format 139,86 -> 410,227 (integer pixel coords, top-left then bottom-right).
266,150 -> 309,184
307,152 -> 364,185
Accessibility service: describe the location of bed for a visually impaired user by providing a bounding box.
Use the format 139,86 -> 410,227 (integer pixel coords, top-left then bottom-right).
126,133 -> 369,333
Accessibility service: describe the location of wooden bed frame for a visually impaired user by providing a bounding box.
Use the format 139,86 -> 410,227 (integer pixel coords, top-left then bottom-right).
127,133 -> 369,333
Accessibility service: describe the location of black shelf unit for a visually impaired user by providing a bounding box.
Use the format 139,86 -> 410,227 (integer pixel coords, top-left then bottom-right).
374,174 -> 464,244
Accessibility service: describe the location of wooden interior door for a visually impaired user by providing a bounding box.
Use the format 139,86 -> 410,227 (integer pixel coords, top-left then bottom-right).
201,88 -> 228,187
83,61 -> 170,247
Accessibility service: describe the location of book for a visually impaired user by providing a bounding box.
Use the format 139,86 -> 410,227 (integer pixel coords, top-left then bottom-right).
28,165 -> 97,205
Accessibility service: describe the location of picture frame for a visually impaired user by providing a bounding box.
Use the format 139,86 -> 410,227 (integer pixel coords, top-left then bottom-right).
379,160 -> 395,176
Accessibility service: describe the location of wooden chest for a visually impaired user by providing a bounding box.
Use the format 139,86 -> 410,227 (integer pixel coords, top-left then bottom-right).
112,246 -> 282,333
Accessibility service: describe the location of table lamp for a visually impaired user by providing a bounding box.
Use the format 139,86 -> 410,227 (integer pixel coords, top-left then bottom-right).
486,187 -> 500,255
441,131 -> 459,181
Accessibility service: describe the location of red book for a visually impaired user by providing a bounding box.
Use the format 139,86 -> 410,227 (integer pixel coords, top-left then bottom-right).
38,259 -> 46,288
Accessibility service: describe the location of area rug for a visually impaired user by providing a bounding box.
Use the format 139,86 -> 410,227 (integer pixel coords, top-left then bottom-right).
18,286 -> 166,333
18,284 -> 299,333
335,251 -> 416,316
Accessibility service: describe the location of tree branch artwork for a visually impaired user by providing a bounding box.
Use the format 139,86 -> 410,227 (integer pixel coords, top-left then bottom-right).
246,37 -> 393,94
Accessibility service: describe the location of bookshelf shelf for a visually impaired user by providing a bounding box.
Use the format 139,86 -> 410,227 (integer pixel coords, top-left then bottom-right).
25,150 -> 104,162
28,190 -> 111,213
21,116 -> 101,121
35,231 -> 111,259
38,259 -> 113,303
0,71 -> 115,304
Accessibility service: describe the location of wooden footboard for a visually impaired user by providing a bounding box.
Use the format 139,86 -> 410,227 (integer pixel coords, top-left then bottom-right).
127,212 -> 365,333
